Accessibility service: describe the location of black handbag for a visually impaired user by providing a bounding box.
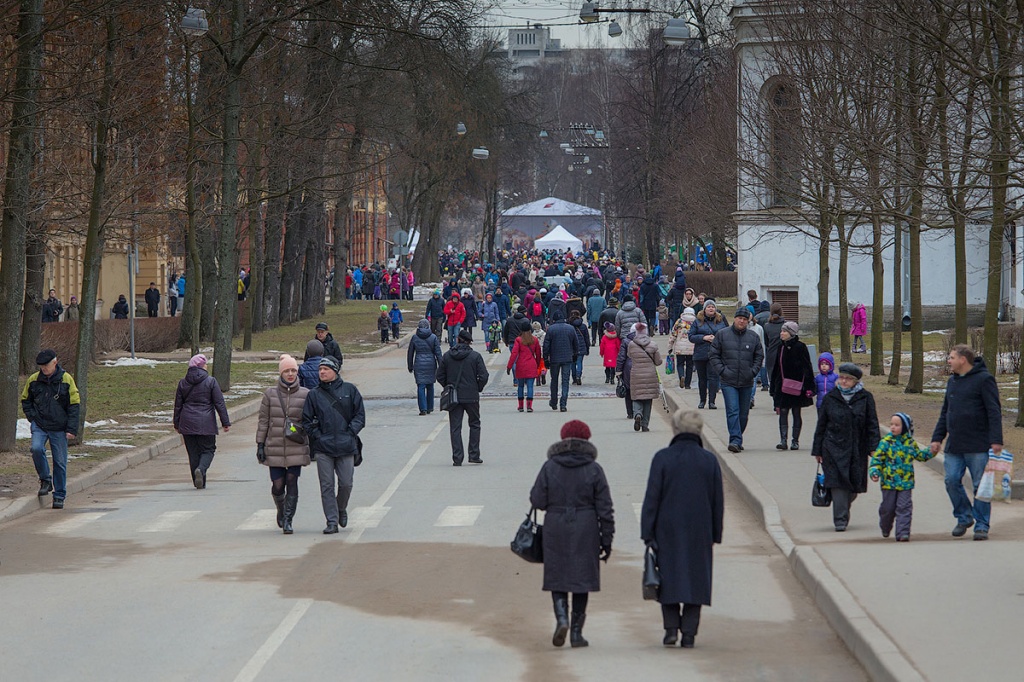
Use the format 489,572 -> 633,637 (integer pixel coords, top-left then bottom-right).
812,464 -> 832,507
615,375 -> 627,398
510,508 -> 544,563
439,358 -> 467,412
642,545 -> 661,600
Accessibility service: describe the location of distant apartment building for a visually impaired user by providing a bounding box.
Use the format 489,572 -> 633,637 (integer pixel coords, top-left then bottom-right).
506,25 -> 563,74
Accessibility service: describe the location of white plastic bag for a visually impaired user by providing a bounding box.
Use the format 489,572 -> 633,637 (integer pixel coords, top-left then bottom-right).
976,470 -> 995,502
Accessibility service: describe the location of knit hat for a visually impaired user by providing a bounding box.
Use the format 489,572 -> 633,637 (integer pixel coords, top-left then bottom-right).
319,356 -> 341,373
560,420 -> 591,440
603,321 -> 616,332
733,308 -> 751,319
458,329 -> 473,343
671,409 -> 704,437
634,322 -> 648,336
683,307 -> 695,316
838,362 -> 862,379
703,299 -> 717,312
894,412 -> 914,436
188,353 -> 207,369
433,289 -> 441,295
278,354 -> 298,373
782,321 -> 800,336
35,349 -> 56,366
315,322 -> 329,331
417,319 -> 430,331
306,339 -> 324,358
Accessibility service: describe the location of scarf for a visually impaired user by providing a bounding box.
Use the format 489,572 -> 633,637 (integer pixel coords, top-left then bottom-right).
838,381 -> 864,402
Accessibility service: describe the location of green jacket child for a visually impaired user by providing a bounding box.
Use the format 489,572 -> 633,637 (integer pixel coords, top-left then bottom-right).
869,413 -> 935,491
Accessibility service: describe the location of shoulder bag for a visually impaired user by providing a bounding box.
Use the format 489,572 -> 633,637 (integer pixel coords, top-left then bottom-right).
779,346 -> 804,396
276,388 -> 307,445
324,386 -> 364,466
439,358 -> 467,412
510,507 -> 544,563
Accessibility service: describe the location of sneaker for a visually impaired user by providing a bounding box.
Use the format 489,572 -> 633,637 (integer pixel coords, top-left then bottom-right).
419,410 -> 427,416
193,467 -> 205,490
951,520 -> 974,537
727,443 -> 740,453
560,406 -> 567,412
697,401 -> 705,409
37,480 -> 54,497
641,426 -> 650,432
708,403 -> 717,410
52,499 -> 64,510
896,535 -> 910,542
634,414 -> 643,432
973,530 -> 989,541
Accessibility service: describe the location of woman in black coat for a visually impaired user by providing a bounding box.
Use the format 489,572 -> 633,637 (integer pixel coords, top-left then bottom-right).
769,321 -> 816,450
530,420 -> 614,648
173,354 -> 231,489
811,363 -> 880,532
407,319 -> 443,415
641,409 -> 723,648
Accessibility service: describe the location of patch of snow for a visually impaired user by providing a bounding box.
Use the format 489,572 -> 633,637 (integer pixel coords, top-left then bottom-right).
86,419 -> 119,428
81,439 -> 134,449
922,329 -> 950,335
102,357 -> 178,367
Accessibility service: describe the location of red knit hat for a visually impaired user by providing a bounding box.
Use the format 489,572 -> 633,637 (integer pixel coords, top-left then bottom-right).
560,420 -> 591,441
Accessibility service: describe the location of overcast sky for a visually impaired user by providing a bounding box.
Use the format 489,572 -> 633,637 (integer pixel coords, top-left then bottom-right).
482,1 -> 603,49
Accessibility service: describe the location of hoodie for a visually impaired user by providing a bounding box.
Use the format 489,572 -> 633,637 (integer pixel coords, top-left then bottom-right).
814,352 -> 839,409
930,357 -> 1003,454
850,303 -> 867,336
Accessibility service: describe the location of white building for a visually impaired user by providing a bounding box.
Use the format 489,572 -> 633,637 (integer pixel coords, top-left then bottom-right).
506,25 -> 563,76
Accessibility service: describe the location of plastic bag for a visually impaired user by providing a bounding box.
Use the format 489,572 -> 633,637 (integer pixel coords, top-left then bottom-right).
665,354 -> 675,375
983,449 -> 1013,502
976,470 -> 995,502
812,465 -> 832,507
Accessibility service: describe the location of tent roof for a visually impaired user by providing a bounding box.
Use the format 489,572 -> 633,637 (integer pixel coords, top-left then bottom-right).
501,196 -> 601,217
534,225 -> 584,250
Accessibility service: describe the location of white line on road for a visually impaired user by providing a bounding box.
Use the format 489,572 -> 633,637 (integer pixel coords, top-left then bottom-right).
138,510 -> 200,533
348,506 -> 390,528
434,505 -> 483,527
43,512 -> 108,535
235,509 -> 278,531
232,598 -> 313,682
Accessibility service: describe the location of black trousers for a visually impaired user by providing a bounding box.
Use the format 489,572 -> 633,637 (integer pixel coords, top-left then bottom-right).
448,401 -> 481,464
662,603 -> 702,636
590,322 -> 601,346
182,434 -> 217,477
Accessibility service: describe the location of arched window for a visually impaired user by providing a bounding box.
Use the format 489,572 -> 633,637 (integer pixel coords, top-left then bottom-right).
766,81 -> 801,208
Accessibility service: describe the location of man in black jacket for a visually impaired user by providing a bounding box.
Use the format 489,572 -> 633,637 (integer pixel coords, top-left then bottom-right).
304,322 -> 344,367
437,330 -> 490,466
145,282 -> 161,317
21,349 -> 80,508
425,289 -> 447,338
930,345 -> 1003,540
709,309 -> 764,453
502,306 -> 532,348
543,309 -> 580,412
302,356 -> 365,534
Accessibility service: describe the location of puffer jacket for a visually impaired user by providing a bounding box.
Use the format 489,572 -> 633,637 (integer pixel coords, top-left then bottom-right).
586,294 -> 606,323
709,324 -> 764,388
480,299 -> 499,327
507,335 -> 541,379
614,300 -> 644,340
688,311 -> 728,362
627,335 -> 663,400
21,366 -> 80,435
407,327 -> 443,385
638,276 -> 660,313
667,311 -> 696,355
569,317 -> 590,356
173,367 -> 230,435
543,320 -> 580,365
444,298 -> 465,325
298,356 -> 321,389
815,352 -> 839,409
599,331 -> 621,368
256,379 -> 311,468
302,377 -> 365,456
869,433 -> 935,491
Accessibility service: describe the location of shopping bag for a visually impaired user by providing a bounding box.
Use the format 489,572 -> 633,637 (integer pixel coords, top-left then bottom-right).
982,449 -> 1014,502
812,465 -> 832,507
665,354 -> 675,375
510,508 -> 544,563
642,546 -> 661,600
976,471 -> 995,502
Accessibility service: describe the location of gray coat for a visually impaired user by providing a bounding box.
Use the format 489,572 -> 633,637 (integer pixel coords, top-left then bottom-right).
614,300 -> 644,340
641,432 -> 723,606
407,327 -> 443,385
627,335 -> 663,400
709,324 -> 764,387
530,438 -> 614,593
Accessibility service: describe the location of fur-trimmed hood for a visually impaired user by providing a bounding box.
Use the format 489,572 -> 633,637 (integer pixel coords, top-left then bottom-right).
546,438 -> 598,465
695,310 -> 724,324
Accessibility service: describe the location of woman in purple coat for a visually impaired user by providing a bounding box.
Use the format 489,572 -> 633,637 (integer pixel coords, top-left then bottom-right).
173,354 -> 231,489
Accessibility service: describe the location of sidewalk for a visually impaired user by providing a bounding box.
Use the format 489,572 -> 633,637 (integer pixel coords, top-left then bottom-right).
662,378 -> 1024,682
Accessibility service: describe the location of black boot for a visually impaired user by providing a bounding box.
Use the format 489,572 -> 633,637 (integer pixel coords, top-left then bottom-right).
282,493 -> 297,535
570,611 -> 589,648
273,493 -> 286,529
791,426 -> 801,450
552,597 -> 569,647
776,426 -> 789,450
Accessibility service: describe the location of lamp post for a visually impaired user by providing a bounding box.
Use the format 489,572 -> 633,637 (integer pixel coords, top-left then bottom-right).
180,8 -> 207,356
579,2 -> 692,46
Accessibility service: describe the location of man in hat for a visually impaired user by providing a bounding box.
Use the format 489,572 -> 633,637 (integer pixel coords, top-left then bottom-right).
709,308 -> 763,452
306,322 -> 344,367
21,349 -> 80,508
301,355 -> 366,534
436,329 -> 489,466
145,282 -> 161,317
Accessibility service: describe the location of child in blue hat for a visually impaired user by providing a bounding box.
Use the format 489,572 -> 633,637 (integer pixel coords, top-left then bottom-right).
869,412 -> 935,542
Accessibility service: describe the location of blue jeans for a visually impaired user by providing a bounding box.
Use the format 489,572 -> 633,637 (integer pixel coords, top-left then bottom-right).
417,383 -> 434,413
943,452 -> 991,532
758,366 -> 768,390
719,384 -> 753,446
573,355 -> 584,381
447,323 -> 461,347
549,362 -> 571,408
30,424 -> 68,501
517,377 -> 535,401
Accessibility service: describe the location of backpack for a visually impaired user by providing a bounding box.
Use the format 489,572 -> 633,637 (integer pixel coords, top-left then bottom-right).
533,301 -> 543,317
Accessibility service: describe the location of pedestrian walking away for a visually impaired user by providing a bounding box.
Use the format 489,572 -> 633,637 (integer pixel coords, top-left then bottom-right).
625,322 -> 663,432
299,340 -> 324,389
301,356 -> 366,534
569,311 -> 589,385
708,308 -> 763,452
437,329 -> 489,465
598,322 -> 621,384
173,354 -> 231,490
769,321 -> 815,450
256,355 -> 312,534
930,344 -> 1003,541
530,420 -> 614,648
812,363 -> 880,531
641,409 -> 723,648
870,412 -> 935,542
408,319 -> 444,415
507,326 -> 542,412
543,307 -> 581,412
21,349 -> 80,508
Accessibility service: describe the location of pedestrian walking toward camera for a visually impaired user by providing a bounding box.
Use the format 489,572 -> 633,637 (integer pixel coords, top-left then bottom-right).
850,302 -> 867,353
173,354 -> 231,490
443,293 -> 466,348
65,296 -> 80,322
408,319 -> 443,415
870,413 -> 935,542
437,329 -> 489,465
569,310 -> 589,385
378,305 -> 391,343
668,307 -> 696,389
930,344 -> 1003,540
769,321 -> 815,450
301,356 -> 365,534
641,409 -> 723,649
21,349 -> 79,508
304,323 -> 344,366
145,282 -> 161,317
626,322 -> 662,432
41,289 -> 63,323
530,420 -> 614,649
390,302 -> 403,339
256,355 -> 311,534
689,300 -> 727,409
812,363 -> 880,531
815,352 -> 839,411
167,276 -> 179,317
709,308 -> 763,452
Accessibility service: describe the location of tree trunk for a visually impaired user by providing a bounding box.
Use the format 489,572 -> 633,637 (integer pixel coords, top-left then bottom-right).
279,194 -> 306,324
20,231 -> 45,375
330,133 -> 364,305
889,218 -> 903,386
870,210 -> 885,375
816,221 -> 832,354
906,194 -> 924,394
837,215 -> 850,364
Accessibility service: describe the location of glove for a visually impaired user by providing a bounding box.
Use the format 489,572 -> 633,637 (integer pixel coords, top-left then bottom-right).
599,544 -> 612,562
506,367 -> 511,375
644,539 -> 658,551
256,443 -> 266,464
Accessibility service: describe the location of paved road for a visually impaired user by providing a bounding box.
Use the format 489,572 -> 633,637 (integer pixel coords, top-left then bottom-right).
0,339 -> 865,681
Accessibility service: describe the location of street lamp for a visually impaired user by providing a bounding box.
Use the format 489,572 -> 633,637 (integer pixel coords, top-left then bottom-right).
456,122 -> 467,136
608,21 -> 622,37
181,8 -> 208,36
663,18 -> 692,45
580,3 -> 692,46
580,2 -> 599,23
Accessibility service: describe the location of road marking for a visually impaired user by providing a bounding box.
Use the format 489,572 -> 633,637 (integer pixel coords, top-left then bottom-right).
235,509 -> 278,531
233,598 -> 313,682
348,506 -> 390,528
434,505 -> 483,527
44,512 -> 108,535
633,503 -> 643,523
139,510 -> 200,533
346,418 -> 447,544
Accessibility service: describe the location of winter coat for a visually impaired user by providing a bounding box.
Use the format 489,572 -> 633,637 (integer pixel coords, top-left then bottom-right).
304,333 -> 343,366
494,291 -> 511,320
665,284 -> 687,321
377,314 -> 390,331
480,299 -> 499,327
613,300 -> 644,340
301,377 -> 366,457
407,327 -> 443,385
542,320 -> 580,366
389,308 -> 403,325
930,357 -> 1003,454
615,332 -> 636,387
812,387 -> 880,492
443,298 -> 466,326
530,438 -> 614,593
586,294 -> 606,324
769,337 -> 816,409
507,335 -> 541,379
599,331 -> 621,368
112,299 -> 129,319
688,311 -> 728,362
569,317 -> 590,356
298,356 -> 321,389
425,295 -> 446,321
597,306 -> 619,332
869,433 -> 935,491
762,316 -> 785,375
627,335 -> 663,400
473,279 -> 486,302
641,432 -> 723,606
460,295 -> 478,328
145,288 -> 160,310
436,344 -> 489,402
21,366 -> 80,435
638,276 -> 660,313
709,324 -> 763,387
502,312 -> 532,346
64,303 -> 80,322
850,304 -> 867,336
815,352 -> 839,409
656,304 -> 670,323
256,379 -> 311,468
667,313 -> 696,355
173,367 -> 230,435
41,297 -> 64,323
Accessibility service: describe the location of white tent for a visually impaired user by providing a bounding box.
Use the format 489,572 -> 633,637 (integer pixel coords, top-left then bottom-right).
534,225 -> 583,252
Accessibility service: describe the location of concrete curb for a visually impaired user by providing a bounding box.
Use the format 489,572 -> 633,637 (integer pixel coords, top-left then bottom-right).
0,395 -> 264,527
662,388 -> 925,682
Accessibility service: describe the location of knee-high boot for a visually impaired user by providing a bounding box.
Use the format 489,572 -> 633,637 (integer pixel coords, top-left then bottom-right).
791,423 -> 801,450
570,611 -> 588,648
282,492 -> 298,535
273,492 -> 286,529
777,424 -> 789,450
552,596 -> 569,647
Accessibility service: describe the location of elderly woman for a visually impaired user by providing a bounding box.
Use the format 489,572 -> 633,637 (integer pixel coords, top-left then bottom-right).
812,363 -> 880,531
173,354 -> 230,489
641,409 -> 723,648
769,321 -> 816,450
256,354 -> 311,534
530,420 -> 615,648
625,322 -> 663,432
